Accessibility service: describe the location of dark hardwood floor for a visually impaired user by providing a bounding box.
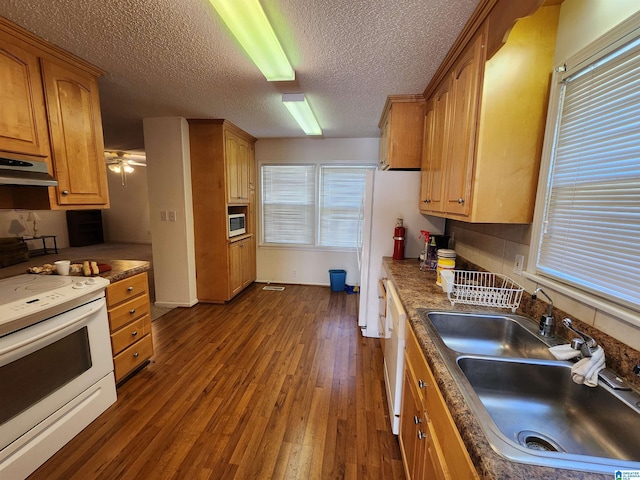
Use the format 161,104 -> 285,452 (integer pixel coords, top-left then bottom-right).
29,283 -> 405,479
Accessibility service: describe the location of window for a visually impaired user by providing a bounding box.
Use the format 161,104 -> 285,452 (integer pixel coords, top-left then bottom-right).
532,26 -> 640,313
261,164 -> 373,248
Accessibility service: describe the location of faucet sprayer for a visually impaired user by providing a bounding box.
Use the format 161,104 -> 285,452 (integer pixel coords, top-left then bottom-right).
532,288 -> 554,337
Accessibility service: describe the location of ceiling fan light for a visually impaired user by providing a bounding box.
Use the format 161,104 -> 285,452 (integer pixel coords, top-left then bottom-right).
282,94 -> 322,136
108,164 -> 122,174
124,165 -> 134,174
208,0 -> 295,81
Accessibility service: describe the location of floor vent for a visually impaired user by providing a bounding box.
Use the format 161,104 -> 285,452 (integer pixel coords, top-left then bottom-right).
263,285 -> 286,291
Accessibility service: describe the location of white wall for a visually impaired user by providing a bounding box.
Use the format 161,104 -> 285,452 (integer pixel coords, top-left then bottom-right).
0,210 -> 69,247
450,2 -> 640,351
256,138 -> 378,286
102,166 -> 151,244
143,117 -> 197,308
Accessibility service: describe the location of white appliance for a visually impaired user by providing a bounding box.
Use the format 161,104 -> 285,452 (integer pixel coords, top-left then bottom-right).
228,213 -> 247,237
382,279 -> 406,434
0,274 -> 116,479
358,170 -> 444,338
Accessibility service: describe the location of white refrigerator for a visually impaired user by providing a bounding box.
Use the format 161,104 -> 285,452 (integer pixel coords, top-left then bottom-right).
357,170 -> 445,338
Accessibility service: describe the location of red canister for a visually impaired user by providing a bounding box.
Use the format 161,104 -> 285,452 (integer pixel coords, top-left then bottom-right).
393,218 -> 405,260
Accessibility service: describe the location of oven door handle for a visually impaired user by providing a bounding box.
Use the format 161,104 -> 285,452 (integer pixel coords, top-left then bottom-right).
0,302 -> 103,356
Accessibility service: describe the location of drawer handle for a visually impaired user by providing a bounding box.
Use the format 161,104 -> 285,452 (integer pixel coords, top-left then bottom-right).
413,415 -> 422,425
131,330 -> 138,337
457,197 -> 465,204
127,286 -> 134,292
133,352 -> 139,358
418,379 -> 427,389
129,309 -> 136,314
417,430 -> 427,440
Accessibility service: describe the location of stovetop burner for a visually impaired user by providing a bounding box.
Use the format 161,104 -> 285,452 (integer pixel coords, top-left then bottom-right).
0,274 -> 76,304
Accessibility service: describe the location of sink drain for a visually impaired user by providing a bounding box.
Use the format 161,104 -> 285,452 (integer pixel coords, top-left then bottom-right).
518,431 -> 565,453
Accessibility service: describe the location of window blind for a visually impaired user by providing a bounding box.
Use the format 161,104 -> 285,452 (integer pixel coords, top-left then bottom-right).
318,166 -> 370,247
537,36 -> 640,309
262,165 -> 315,245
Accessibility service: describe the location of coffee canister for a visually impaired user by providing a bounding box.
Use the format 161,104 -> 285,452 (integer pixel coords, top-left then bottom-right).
436,249 -> 456,286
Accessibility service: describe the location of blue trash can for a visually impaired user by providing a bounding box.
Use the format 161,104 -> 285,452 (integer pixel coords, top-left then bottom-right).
328,269 -> 346,292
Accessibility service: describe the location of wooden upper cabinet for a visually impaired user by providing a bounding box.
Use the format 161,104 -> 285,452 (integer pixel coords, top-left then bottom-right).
378,95 -> 426,170
226,130 -> 250,204
443,32 -> 484,217
0,40 -> 50,158
421,3 -> 559,223
41,59 -> 109,206
0,18 -> 109,210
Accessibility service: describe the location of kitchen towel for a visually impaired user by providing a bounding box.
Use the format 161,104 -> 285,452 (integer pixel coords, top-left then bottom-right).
548,344 -> 582,360
571,346 -> 605,387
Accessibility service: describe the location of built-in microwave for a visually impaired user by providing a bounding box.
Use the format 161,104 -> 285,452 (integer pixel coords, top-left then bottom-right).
228,213 -> 246,237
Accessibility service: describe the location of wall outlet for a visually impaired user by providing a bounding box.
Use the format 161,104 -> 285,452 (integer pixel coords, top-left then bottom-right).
160,210 -> 167,222
513,254 -> 525,276
168,211 -> 176,222
292,270 -> 297,278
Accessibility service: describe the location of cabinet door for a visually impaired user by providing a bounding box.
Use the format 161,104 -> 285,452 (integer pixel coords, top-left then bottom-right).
378,114 -> 390,170
419,95 -> 446,214
0,40 -> 50,158
41,59 -> 109,206
444,33 -> 484,216
243,236 -> 256,286
226,132 -> 249,204
229,240 -> 243,296
399,366 -> 420,479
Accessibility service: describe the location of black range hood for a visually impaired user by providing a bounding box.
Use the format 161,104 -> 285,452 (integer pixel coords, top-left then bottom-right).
0,157 -> 58,187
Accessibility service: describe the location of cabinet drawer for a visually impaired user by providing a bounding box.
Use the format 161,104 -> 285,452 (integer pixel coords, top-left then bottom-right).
111,315 -> 151,355
106,273 -> 148,307
114,334 -> 153,382
405,323 -> 431,405
108,294 -> 150,331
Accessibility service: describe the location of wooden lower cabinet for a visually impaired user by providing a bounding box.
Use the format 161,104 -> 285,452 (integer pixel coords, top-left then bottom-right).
105,272 -> 154,384
229,237 -> 254,296
400,319 -> 478,480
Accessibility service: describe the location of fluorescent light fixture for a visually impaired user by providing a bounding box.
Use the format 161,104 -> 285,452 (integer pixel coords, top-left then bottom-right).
209,0 -> 295,81
282,94 -> 323,136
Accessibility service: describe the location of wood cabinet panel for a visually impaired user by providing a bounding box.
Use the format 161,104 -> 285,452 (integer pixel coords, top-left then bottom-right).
0,40 -> 50,158
114,334 -> 154,383
378,95 -> 426,170
106,272 -> 149,307
111,315 -> 151,355
41,59 -> 109,206
189,119 -> 256,303
401,321 -> 479,480
419,4 -> 559,223
106,272 -> 153,385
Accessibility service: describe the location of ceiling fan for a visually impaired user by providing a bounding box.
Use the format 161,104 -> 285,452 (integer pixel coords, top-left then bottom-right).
104,151 -> 146,186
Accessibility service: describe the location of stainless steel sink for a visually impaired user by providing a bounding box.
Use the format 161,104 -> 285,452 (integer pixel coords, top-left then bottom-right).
424,311 -> 557,358
457,356 -> 640,472
417,309 -> 640,474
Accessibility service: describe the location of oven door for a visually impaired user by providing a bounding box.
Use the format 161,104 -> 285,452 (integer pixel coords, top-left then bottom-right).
0,295 -> 114,451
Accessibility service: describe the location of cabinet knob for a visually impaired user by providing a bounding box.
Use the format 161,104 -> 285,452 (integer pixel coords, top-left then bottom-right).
418,379 -> 427,389
131,330 -> 138,337
413,415 -> 422,425
133,352 -> 139,358
422,199 -> 431,203
127,286 -> 134,292
129,309 -> 136,314
62,190 -> 69,196
457,197 -> 465,204
417,430 -> 427,440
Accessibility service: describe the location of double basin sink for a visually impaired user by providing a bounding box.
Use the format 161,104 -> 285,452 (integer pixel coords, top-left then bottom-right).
418,310 -> 640,474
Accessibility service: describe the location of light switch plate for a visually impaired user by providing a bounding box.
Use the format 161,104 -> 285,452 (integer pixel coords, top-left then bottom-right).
160,210 -> 167,222
168,210 -> 177,222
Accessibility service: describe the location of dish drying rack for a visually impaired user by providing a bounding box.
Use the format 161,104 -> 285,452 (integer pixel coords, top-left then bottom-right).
440,270 -> 524,312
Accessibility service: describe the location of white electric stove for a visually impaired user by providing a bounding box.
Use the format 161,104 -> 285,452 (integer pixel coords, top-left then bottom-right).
0,273 -> 110,337
0,273 -> 116,479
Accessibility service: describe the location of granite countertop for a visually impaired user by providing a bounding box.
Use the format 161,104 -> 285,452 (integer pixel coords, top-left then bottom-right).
0,257 -> 150,283
382,257 -> 609,480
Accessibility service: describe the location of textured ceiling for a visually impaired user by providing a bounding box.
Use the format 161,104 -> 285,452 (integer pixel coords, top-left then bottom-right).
0,0 -> 480,150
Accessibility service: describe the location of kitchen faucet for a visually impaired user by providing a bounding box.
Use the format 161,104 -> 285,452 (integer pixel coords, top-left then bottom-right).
532,288 -> 554,337
563,318 -> 599,357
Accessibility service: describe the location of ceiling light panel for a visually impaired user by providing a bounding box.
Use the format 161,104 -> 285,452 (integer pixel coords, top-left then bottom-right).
282,94 -> 322,136
209,0 -> 295,81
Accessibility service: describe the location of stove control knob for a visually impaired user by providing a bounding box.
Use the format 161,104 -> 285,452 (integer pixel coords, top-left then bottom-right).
73,281 -> 86,289
86,278 -> 96,285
